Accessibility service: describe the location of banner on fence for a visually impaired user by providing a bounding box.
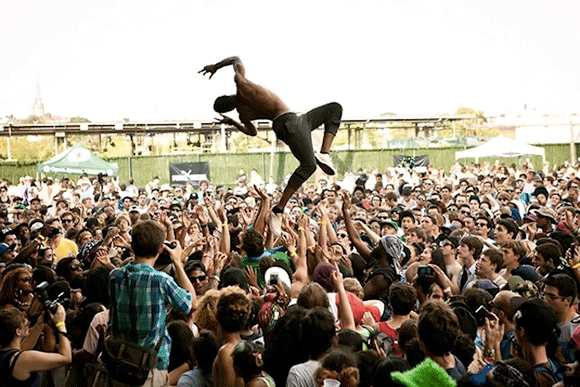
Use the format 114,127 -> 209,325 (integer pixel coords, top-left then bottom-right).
393,155 -> 430,172
169,162 -> 210,187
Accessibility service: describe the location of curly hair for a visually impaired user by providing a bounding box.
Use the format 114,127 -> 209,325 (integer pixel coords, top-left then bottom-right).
314,350 -> 360,387
241,228 -> 264,258
193,289 -> 221,334
0,267 -> 31,308
216,286 -> 251,333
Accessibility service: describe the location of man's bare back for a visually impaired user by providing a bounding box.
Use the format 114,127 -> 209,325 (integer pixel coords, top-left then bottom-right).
199,56 -> 290,134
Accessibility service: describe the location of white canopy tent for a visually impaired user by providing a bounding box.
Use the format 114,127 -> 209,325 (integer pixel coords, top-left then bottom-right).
455,136 -> 545,162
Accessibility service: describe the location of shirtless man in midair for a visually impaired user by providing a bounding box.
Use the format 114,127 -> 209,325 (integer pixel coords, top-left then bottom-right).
199,56 -> 342,234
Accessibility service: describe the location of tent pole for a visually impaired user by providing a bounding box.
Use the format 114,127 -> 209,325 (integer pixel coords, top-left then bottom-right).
570,121 -> 576,164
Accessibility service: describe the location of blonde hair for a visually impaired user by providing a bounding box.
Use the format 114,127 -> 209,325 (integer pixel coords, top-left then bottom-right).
343,278 -> 364,299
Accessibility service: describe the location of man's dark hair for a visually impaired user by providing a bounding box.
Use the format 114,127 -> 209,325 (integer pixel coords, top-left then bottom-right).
536,243 -> 562,266
464,288 -> 493,325
544,273 -> 577,302
459,235 -> 484,260
241,228 -> 264,258
301,307 -> 336,360
213,95 -> 237,113
0,308 -> 26,347
385,191 -> 398,202
482,248 -> 504,273
408,227 -> 427,243
389,282 -> 417,316
496,218 -> 518,240
418,301 -> 460,356
216,287 -> 251,333
131,220 -> 165,258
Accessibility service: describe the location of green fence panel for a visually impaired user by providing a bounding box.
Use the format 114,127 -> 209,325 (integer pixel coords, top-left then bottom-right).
1,143 -> 576,187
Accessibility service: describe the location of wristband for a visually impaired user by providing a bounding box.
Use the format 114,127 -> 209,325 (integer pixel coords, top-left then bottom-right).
319,221 -> 327,226
55,321 -> 65,328
221,223 -> 228,227
572,262 -> 580,270
289,252 -> 297,257
201,224 -> 208,228
297,227 -> 304,231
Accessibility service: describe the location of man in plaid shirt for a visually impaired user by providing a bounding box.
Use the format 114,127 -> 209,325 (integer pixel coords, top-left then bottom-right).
109,220 -> 196,387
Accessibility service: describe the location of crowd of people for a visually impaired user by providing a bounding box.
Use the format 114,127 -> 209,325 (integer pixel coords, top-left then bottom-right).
0,158 -> 580,387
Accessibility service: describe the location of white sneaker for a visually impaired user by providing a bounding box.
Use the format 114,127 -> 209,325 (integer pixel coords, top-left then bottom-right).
315,152 -> 336,175
269,210 -> 282,237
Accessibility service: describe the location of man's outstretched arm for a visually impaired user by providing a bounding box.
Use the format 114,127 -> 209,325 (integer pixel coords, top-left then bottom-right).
199,56 -> 245,79
217,114 -> 257,136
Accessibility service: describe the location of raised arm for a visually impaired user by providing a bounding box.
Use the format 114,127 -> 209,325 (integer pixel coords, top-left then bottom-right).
199,56 -> 245,80
340,191 -> 373,260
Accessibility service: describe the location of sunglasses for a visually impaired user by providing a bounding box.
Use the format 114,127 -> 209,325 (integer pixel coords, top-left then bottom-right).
61,219 -> 73,223
189,275 -> 207,282
476,222 -> 488,227
377,215 -> 389,220
460,210 -> 470,214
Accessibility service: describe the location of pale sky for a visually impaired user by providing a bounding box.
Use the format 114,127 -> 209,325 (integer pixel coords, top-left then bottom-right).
1,0 -> 579,122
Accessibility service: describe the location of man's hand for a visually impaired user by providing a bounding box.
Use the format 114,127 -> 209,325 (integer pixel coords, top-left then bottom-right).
198,64 -> 218,79
163,240 -> 184,266
215,114 -> 234,125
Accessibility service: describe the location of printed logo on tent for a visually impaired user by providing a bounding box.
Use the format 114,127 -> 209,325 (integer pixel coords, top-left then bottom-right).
67,148 -> 91,162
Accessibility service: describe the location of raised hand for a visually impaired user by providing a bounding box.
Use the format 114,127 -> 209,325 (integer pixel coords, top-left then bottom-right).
198,64 -> 218,79
340,191 -> 351,213
244,266 -> 259,289
96,247 -> 112,267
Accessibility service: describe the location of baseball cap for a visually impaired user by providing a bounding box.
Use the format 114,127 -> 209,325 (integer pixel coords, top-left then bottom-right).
0,242 -> 16,256
439,234 -> 459,248
30,221 -> 44,233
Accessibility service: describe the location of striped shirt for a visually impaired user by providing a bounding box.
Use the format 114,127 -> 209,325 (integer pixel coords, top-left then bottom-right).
109,263 -> 192,370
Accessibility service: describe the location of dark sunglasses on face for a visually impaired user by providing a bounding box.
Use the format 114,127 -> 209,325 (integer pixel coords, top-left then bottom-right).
61,218 -> 73,223
189,275 -> 207,282
477,222 -> 488,227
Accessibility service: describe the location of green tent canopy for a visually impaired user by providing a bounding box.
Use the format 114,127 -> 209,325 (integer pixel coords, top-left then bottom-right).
38,143 -> 118,176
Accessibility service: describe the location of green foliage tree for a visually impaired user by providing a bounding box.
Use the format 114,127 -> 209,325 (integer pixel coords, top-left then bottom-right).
68,117 -> 91,123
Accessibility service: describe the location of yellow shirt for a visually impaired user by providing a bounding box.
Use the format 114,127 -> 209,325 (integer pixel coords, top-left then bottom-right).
54,238 -> 79,261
